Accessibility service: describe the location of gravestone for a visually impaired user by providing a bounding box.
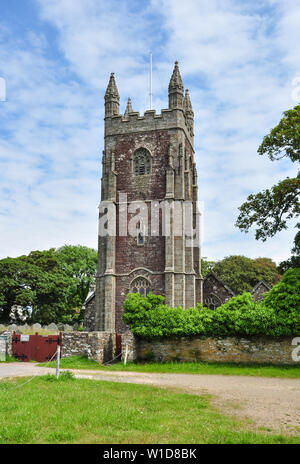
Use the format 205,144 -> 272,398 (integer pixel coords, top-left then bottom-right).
8,324 -> 18,331
63,324 -> 73,332
19,324 -> 30,333
47,323 -> 58,332
32,323 -> 42,331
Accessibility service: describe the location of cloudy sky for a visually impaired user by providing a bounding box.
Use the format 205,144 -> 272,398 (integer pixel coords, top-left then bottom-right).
0,0 -> 299,264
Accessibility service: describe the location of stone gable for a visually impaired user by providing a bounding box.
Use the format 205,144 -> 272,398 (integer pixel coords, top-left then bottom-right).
203,272 -> 235,309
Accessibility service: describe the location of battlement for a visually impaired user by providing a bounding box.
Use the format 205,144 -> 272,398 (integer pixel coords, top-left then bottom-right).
104,62 -> 194,146
105,107 -> 194,146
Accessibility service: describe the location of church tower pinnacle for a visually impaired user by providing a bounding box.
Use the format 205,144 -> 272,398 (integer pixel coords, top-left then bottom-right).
124,97 -> 133,117
184,89 -> 194,136
105,72 -> 120,117
168,61 -> 184,109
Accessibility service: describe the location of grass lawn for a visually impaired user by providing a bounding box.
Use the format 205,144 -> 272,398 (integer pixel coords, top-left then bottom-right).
0,373 -> 299,444
0,355 -> 20,363
38,356 -> 300,379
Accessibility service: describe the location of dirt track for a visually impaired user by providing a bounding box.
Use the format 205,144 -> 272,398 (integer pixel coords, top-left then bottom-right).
1,363 -> 299,435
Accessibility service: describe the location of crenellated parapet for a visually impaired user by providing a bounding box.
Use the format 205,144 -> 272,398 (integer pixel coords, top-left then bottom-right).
104,61 -> 195,146
105,108 -> 194,147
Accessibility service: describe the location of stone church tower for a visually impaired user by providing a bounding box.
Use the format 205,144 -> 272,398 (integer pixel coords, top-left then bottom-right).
84,62 -> 202,333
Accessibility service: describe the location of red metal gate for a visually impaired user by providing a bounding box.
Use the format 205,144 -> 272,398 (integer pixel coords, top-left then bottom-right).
12,332 -> 62,362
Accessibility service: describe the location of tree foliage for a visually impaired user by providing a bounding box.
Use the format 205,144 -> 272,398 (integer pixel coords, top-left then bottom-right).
56,245 -> 98,322
278,231 -> 300,272
211,255 -> 281,294
0,245 -> 97,324
236,104 -> 300,269
201,258 -> 216,277
264,268 -> 300,333
257,105 -> 300,163
0,257 -> 35,323
236,177 -> 299,241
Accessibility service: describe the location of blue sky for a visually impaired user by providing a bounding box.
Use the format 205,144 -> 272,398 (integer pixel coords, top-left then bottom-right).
0,0 -> 299,263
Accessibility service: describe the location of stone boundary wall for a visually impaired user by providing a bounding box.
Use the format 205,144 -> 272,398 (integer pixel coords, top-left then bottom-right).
62,331 -> 116,364
122,331 -> 138,362
0,339 -> 5,361
0,332 -> 13,357
0,328 -> 117,364
3,327 -> 299,366
62,332 -> 90,358
121,333 -> 300,366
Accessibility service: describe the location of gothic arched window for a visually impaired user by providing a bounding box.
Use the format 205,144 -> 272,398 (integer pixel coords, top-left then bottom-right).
130,277 -> 151,297
204,293 -> 222,310
133,148 -> 151,176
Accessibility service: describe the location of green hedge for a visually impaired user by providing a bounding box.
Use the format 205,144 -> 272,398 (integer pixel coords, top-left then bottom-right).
122,268 -> 300,338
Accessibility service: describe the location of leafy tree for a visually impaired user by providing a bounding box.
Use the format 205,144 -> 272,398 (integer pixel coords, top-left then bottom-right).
257,105 -> 300,163
278,231 -> 300,272
236,104 -> 300,268
56,245 -> 97,322
26,252 -> 70,324
263,268 -> 300,334
253,257 -> 282,285
212,255 -> 280,294
0,257 -> 34,323
0,251 -> 69,324
0,245 -> 98,324
201,258 -> 216,277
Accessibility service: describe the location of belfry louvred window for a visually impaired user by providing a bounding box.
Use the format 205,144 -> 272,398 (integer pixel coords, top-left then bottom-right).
133,148 -> 150,176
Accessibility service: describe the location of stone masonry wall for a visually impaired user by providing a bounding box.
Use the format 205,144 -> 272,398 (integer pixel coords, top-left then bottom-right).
125,335 -> 300,366
0,332 -> 13,356
0,338 -> 6,361
251,282 -> 271,302
61,331 -> 116,364
83,295 -> 96,331
62,332 -> 90,358
203,273 -> 234,308
0,327 -> 117,364
113,130 -> 170,333
121,331 -> 138,363
88,332 -> 116,364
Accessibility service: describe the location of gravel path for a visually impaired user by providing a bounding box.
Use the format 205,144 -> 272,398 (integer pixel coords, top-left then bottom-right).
1,363 -> 299,435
